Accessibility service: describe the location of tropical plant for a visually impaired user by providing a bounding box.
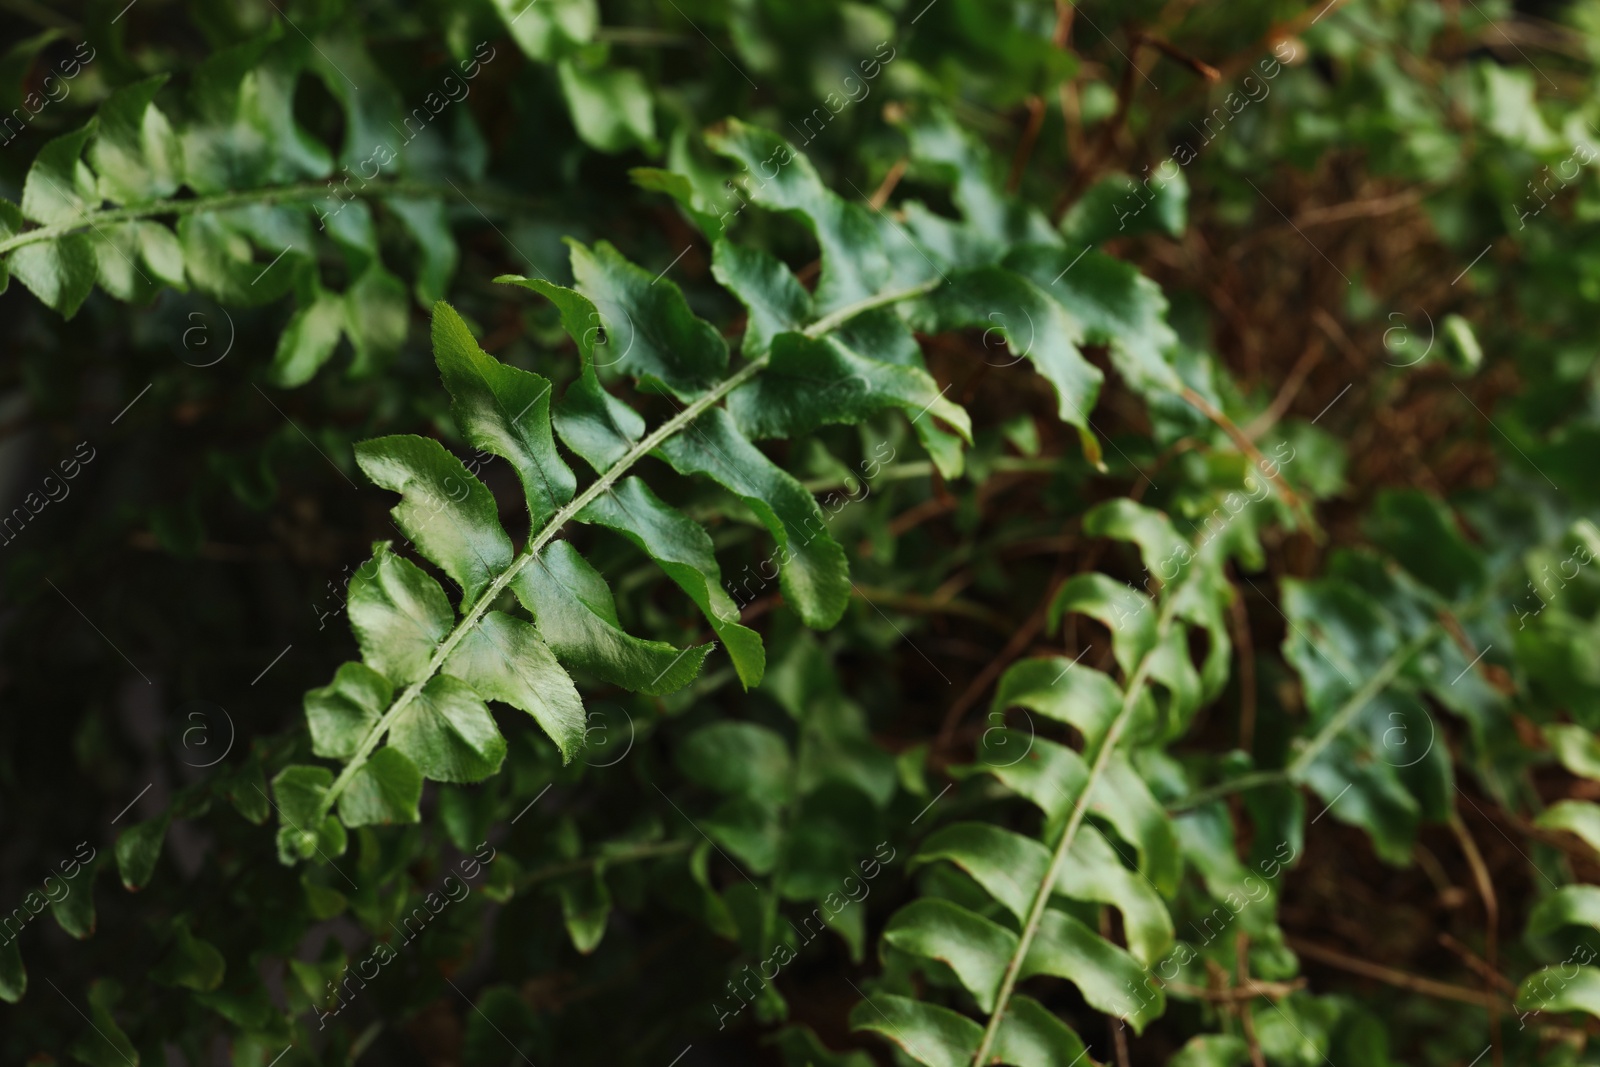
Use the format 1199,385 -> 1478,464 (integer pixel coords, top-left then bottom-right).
7,1 -> 1600,1065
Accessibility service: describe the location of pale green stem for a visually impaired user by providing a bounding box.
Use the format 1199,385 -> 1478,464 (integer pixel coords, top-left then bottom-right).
1169,612 -> 1469,809
316,278 -> 944,818
0,178 -> 538,257
969,592 -> 1183,1066
799,456 -> 1062,492
1285,623 -> 1440,778
1165,768 -> 1287,812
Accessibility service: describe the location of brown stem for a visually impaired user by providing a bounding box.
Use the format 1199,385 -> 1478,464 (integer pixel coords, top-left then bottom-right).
1450,811 -> 1503,1067
1142,34 -> 1222,81
1288,938 -> 1505,1008
1054,28 -> 1144,221
1237,932 -> 1268,1067
1180,386 -> 1317,534
1292,187 -> 1426,227
887,496 -> 957,539
1242,337 -> 1325,440
1007,96 -> 1049,193
869,157 -> 908,210
1229,573 -> 1257,752
1166,978 -> 1306,1002
1437,932 -> 1517,996
1105,908 -> 1133,1067
1008,1 -> 1078,192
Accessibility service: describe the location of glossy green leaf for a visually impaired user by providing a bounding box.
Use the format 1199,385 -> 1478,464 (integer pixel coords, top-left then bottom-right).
513,539 -> 709,695
342,262 -> 410,377
1060,168 -> 1188,245
50,853 -> 98,940
347,543 -> 453,686
727,331 -> 971,479
568,238 -> 727,398
493,0 -> 596,61
176,213 -> 293,307
1084,498 -> 1191,584
914,266 -> 1104,466
1170,1034 -> 1253,1067
883,898 -> 1015,1011
992,994 -> 1089,1067
388,674 -> 507,783
0,937 -> 23,1003
8,233 -> 96,317
269,290 -> 345,387
273,764 -> 343,864
657,407 -> 849,629
114,813 -> 169,891
703,796 -> 781,873
1008,242 -> 1183,395
1367,490 -> 1487,603
849,992 -> 979,1067
181,36 -> 330,193
558,60 -> 656,154
87,221 -> 162,304
1280,578 -> 1398,717
67,980 -> 139,1067
1021,909 -> 1164,1033
1048,572 -> 1157,676
1527,885 -> 1600,942
711,239 -> 812,356
443,610 -> 587,760
354,435 -> 515,605
501,276 -> 648,474
21,124 -> 96,225
581,476 -> 764,687
133,220 -> 185,290
1055,824 -> 1174,965
389,197 -> 458,305
1299,735 -> 1420,867
89,76 -> 181,205
633,166 -> 728,240
1515,964 -> 1600,1018
433,301 -> 575,524
709,119 -> 894,314
336,746 -> 423,826
1536,800 -> 1600,856
1545,724 -> 1600,780
913,821 -> 1047,921
991,656 -> 1131,748
556,868 -> 611,953
306,660 -> 393,761
971,729 -> 1089,822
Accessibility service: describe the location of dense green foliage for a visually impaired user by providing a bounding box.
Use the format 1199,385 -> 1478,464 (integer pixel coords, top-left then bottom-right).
4,0 -> 1600,1064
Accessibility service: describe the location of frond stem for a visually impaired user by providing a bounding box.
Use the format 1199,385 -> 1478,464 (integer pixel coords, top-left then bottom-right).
315,278 -> 943,819
0,178 -> 540,257
970,590 -> 1183,1065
